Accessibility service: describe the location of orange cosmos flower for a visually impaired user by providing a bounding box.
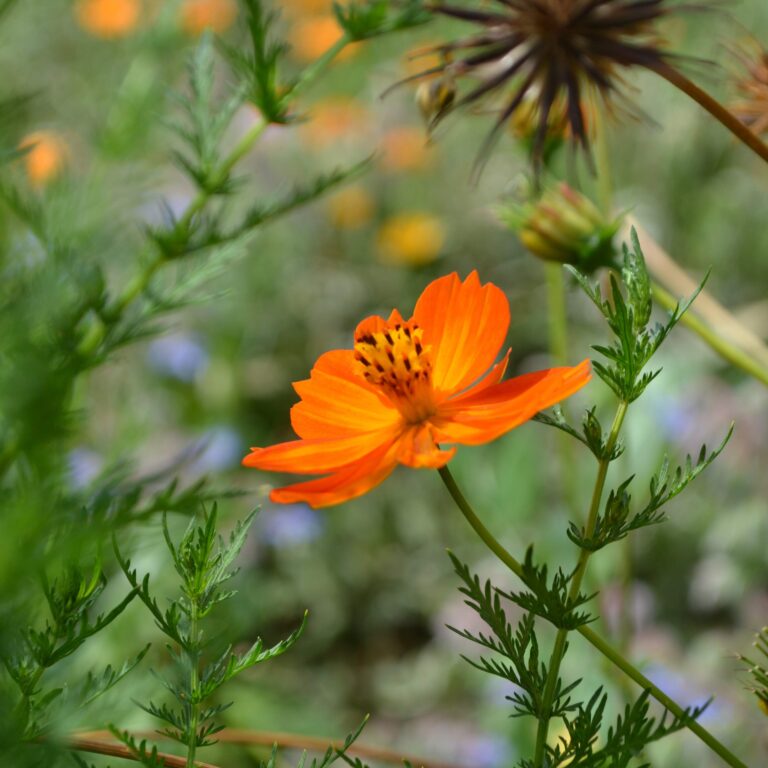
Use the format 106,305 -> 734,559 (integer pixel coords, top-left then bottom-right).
243,272 -> 591,508
289,15 -> 355,63
19,131 -> 68,188
180,0 -> 237,36
75,0 -> 140,39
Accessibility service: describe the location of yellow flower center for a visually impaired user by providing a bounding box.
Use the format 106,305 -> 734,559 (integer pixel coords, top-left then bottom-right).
354,323 -> 436,423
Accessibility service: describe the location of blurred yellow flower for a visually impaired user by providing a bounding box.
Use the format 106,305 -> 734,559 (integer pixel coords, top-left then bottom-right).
289,15 -> 355,63
19,131 -> 68,188
301,98 -> 370,149
379,126 -> 434,173
180,0 -> 237,36
376,213 -> 445,266
75,0 -> 140,39
327,184 -> 375,230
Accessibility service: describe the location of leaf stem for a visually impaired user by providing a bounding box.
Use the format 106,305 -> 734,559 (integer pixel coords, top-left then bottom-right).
652,281 -> 768,388
653,62 -> 768,166
436,465 -> 748,768
533,400 -> 627,767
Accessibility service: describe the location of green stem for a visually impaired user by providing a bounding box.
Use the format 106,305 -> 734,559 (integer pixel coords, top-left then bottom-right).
579,624 -> 749,768
652,282 -> 768,389
593,106 -> 613,217
186,601 -> 200,768
436,465 -> 748,768
545,264 -> 568,367
286,36 -> 350,102
533,400 -> 627,767
544,263 -> 582,543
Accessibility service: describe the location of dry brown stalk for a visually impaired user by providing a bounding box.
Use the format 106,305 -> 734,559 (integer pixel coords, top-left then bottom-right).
63,736 -> 219,768
72,729 -> 465,768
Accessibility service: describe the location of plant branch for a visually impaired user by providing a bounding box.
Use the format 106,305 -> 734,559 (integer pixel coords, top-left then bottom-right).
64,736 -> 219,768
81,35 -> 351,351
437,465 -> 748,768
533,400 -> 627,767
71,730 -> 464,768
653,62 -> 768,166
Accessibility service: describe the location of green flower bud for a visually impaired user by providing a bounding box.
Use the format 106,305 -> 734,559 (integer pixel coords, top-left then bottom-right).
500,182 -> 621,273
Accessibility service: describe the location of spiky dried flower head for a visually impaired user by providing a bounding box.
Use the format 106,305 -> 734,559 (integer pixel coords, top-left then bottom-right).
730,41 -> 768,137
401,0 -> 697,168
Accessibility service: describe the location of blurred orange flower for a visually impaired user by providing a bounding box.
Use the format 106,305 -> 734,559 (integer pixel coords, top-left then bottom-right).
180,0 -> 237,36
289,15 -> 354,62
376,213 -> 445,266
282,0 -> 331,15
379,126 -> 434,173
327,184 -> 375,230
243,271 -> 590,507
301,98 -> 370,148
75,0 -> 140,39
19,131 -> 68,188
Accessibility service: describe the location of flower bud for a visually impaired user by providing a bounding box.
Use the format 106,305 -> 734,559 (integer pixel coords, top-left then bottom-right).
415,76 -> 456,127
499,182 -> 620,272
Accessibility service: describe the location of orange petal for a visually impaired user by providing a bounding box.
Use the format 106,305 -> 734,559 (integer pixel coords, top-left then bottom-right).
433,360 -> 591,445
269,442 -> 399,508
354,308 -> 407,339
412,271 -> 510,398
290,349 -> 400,439
243,428 -> 396,474
450,348 -> 510,401
395,424 -> 456,468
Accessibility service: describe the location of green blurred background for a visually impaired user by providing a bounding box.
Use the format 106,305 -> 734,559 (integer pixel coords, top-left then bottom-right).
1,0 -> 767,765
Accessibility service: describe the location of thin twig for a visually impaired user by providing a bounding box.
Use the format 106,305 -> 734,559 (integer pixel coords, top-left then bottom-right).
654,61 -> 768,165
73,730 -> 465,768
64,736 -> 219,768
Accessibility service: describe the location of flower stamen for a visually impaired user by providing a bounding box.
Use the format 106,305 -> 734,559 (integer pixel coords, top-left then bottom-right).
354,323 -> 436,423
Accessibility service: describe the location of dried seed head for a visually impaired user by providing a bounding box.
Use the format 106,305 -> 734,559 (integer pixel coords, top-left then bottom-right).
401,0 -> 701,169
730,40 -> 768,137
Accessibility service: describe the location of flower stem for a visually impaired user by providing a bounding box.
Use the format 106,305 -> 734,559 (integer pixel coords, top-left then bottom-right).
545,264 -> 568,367
652,282 -> 768,388
532,400 -> 627,767
593,105 -> 613,217
578,624 -> 749,768
436,465 -> 748,768
544,264 -> 582,531
653,62 -> 768,166
185,596 -> 202,768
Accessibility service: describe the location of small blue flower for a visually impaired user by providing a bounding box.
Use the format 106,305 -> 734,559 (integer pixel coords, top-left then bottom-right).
147,333 -> 209,383
259,504 -> 323,548
68,448 -> 103,489
190,426 -> 243,473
